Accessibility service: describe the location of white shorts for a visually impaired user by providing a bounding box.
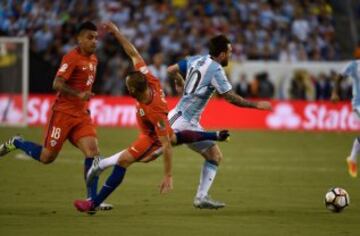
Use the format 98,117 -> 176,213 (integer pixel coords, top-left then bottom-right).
168,109 -> 215,153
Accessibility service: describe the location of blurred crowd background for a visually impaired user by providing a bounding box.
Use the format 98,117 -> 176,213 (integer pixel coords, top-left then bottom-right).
0,0 -> 356,100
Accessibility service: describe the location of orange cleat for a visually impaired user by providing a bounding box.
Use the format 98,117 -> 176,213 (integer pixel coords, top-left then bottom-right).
346,157 -> 357,178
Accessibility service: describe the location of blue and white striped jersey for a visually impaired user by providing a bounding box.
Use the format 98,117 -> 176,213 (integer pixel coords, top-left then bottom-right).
341,61 -> 360,107
174,55 -> 232,123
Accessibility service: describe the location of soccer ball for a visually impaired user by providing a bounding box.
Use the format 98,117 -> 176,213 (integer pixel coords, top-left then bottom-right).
324,187 -> 350,213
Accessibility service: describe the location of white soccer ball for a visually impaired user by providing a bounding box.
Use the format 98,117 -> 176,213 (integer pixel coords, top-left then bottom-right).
324,187 -> 350,213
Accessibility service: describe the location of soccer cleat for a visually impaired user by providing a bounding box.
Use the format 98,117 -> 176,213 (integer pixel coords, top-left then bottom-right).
74,199 -> 96,214
0,135 -> 22,157
86,156 -> 104,186
193,195 -> 226,209
346,157 -> 357,178
98,202 -> 114,211
216,130 -> 230,142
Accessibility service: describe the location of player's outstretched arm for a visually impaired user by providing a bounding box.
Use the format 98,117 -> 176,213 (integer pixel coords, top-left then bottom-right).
167,64 -> 185,92
158,135 -> 173,194
53,77 -> 94,101
222,90 -> 272,110
331,74 -> 342,102
103,21 -> 143,65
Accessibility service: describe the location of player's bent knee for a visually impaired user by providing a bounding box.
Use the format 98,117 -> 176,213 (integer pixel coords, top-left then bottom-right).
117,151 -> 136,168
40,150 -> 58,164
203,146 -> 223,165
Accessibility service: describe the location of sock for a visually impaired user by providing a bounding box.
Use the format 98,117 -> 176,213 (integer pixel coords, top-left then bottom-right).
196,160 -> 218,199
93,165 -> 126,207
85,158 -> 99,200
176,130 -> 218,145
14,139 -> 42,161
349,137 -> 360,163
99,151 -> 124,170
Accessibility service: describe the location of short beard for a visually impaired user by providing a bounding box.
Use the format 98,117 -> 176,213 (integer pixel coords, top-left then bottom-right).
221,59 -> 228,67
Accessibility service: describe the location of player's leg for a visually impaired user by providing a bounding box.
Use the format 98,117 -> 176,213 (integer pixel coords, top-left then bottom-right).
346,108 -> 360,177
189,142 -> 225,209
134,130 -> 230,163
171,130 -> 230,145
70,114 -> 100,201
87,134 -> 157,180
74,150 -> 135,213
0,111 -> 69,164
347,137 -> 359,178
168,112 -> 225,209
74,136 -> 159,213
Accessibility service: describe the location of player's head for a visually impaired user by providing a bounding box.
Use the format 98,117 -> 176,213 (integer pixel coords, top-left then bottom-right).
76,21 -> 98,55
208,35 -> 232,67
126,71 -> 149,98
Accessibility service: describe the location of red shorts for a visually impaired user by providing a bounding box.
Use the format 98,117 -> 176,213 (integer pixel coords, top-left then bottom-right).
127,134 -> 163,160
43,110 -> 97,152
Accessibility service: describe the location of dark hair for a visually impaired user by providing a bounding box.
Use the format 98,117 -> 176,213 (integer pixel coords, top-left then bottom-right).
77,21 -> 97,35
208,35 -> 231,57
127,71 -> 148,93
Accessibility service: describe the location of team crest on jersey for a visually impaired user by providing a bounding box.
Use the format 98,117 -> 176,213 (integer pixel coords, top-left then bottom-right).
50,140 -> 57,147
139,108 -> 145,116
59,63 -> 68,72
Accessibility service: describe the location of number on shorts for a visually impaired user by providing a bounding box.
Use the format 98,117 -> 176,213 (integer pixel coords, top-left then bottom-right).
51,127 -> 61,140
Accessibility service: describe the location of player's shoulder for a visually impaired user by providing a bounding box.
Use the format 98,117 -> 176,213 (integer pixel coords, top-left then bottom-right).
61,48 -> 81,62
207,58 -> 224,73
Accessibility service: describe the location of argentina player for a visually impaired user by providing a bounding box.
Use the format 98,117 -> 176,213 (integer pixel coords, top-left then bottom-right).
167,35 -> 272,209
332,61 -> 360,178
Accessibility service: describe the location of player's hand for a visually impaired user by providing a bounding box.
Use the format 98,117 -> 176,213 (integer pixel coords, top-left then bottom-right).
78,91 -> 95,101
331,92 -> 340,103
103,22 -> 120,35
256,101 -> 272,111
159,175 -> 173,194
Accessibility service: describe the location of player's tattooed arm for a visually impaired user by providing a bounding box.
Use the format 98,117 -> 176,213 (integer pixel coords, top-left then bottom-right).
167,64 -> 185,94
222,90 -> 272,110
158,135 -> 173,194
103,22 -> 143,65
53,77 -> 94,101
331,74 -> 343,102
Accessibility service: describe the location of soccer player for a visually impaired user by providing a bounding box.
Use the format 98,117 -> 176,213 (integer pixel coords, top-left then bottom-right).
73,22 -> 230,214
0,21 -> 112,210
331,61 -> 360,178
167,35 -> 272,209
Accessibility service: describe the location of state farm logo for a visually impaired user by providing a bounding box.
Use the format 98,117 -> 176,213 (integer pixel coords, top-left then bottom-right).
266,102 -> 360,130
266,103 -> 301,129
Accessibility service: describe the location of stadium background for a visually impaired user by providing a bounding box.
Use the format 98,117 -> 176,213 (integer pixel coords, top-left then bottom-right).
1,1 -> 360,236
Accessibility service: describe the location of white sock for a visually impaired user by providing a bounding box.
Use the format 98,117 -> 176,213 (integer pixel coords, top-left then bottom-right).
196,161 -> 218,199
99,150 -> 124,170
349,138 -> 360,163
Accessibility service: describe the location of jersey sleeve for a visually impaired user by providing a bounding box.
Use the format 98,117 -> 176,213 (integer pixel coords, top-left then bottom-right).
177,59 -> 187,75
134,59 -> 150,75
211,68 -> 232,94
134,59 -> 159,84
56,54 -> 77,81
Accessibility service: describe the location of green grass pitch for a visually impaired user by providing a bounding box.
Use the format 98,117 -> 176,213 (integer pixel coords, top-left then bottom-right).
0,127 -> 359,236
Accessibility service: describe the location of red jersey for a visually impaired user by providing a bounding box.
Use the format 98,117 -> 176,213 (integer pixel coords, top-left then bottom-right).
53,47 -> 97,116
134,60 -> 172,138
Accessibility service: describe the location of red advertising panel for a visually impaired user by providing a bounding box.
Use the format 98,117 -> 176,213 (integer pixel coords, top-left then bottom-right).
0,94 -> 359,131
